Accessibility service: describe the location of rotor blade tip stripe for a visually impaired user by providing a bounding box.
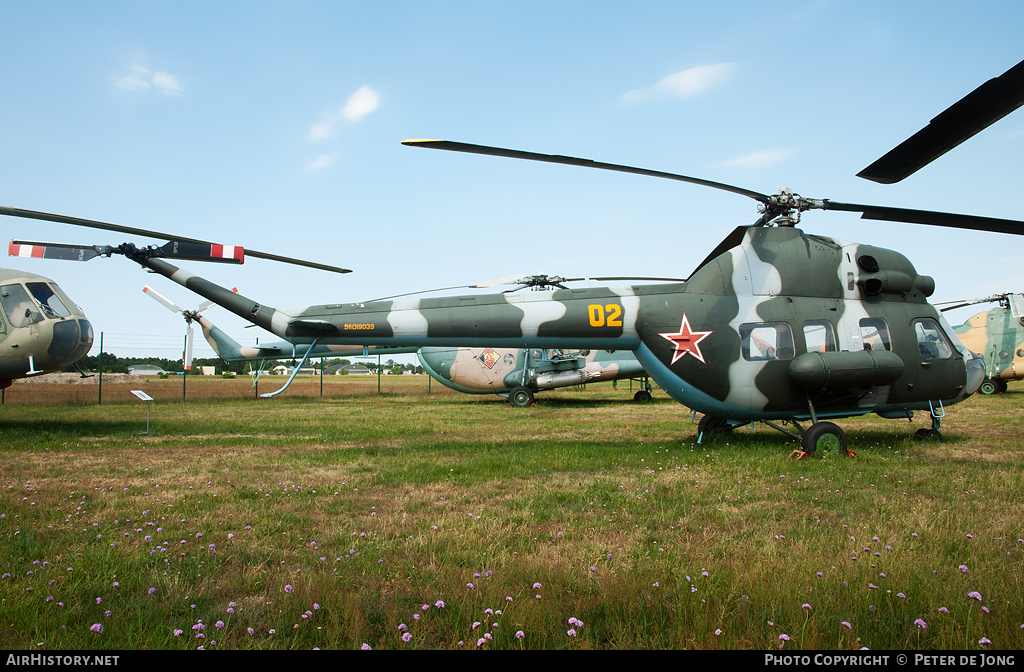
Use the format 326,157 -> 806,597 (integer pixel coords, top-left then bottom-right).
8,241 -> 44,258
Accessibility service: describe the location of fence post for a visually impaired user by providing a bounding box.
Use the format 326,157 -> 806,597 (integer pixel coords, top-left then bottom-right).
320,357 -> 324,396
98,332 -> 103,405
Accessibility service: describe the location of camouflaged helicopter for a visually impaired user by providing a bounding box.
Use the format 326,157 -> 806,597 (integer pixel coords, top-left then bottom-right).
145,282 -> 654,404
5,59 -> 1024,456
938,292 -> 1024,395
2,165 -> 1015,456
0,258 -> 94,390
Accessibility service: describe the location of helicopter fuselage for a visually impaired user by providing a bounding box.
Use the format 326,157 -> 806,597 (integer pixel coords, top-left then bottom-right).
0,267 -> 94,387
139,226 -> 983,422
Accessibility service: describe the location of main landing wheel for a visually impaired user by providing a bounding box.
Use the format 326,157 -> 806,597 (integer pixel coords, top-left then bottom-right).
978,379 -> 1000,395
801,421 -> 849,458
507,386 -> 535,408
633,390 -> 652,403
698,414 -> 731,435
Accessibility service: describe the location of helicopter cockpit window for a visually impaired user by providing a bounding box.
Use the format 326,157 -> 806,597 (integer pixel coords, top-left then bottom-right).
26,282 -> 72,318
914,320 -> 954,360
859,318 -> 891,352
0,284 -> 44,328
740,322 -> 795,361
803,320 -> 837,353
49,283 -> 82,316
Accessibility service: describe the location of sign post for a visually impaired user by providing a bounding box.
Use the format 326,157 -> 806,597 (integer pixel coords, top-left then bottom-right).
130,390 -> 154,435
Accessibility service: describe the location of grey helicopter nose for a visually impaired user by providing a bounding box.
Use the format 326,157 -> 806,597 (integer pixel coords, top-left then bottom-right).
963,350 -> 986,396
417,347 -> 458,381
47,319 -> 82,363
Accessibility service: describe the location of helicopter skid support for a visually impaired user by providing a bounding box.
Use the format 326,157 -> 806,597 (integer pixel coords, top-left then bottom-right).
260,339 -> 319,399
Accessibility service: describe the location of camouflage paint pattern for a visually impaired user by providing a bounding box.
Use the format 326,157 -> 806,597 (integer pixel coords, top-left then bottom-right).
416,346 -> 646,395
0,266 -> 94,385
196,315 -> 417,362
135,225 -> 984,423
952,300 -> 1024,383
196,315 -> 645,397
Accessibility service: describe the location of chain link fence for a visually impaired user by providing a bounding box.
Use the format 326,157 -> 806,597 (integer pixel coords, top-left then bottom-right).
1,332 -> 438,407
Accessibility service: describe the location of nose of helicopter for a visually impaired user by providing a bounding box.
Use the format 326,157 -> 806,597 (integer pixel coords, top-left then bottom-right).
963,350 -> 985,397
416,347 -> 457,381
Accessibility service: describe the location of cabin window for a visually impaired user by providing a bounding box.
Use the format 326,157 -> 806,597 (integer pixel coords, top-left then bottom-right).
26,282 -> 72,318
859,318 -> 891,351
740,322 -> 795,361
503,353 -> 515,366
0,284 -> 44,328
803,320 -> 837,353
914,320 -> 954,360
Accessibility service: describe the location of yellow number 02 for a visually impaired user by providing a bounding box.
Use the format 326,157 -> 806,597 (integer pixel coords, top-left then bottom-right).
588,304 -> 623,327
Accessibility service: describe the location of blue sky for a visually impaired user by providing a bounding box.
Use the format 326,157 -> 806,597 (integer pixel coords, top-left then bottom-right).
2,1 -> 1022,362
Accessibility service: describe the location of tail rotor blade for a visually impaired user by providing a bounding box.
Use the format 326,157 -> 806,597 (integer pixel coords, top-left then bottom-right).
142,286 -> 184,314
184,325 -> 195,371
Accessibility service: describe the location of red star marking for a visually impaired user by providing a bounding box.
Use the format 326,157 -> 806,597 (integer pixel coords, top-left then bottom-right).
659,314 -> 713,365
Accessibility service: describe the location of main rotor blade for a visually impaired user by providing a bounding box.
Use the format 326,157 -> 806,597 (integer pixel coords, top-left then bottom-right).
858,58 -> 1024,184
0,205 -> 352,274
563,276 -> 688,283
10,239 -> 104,262
820,200 -> 1024,236
402,139 -> 771,203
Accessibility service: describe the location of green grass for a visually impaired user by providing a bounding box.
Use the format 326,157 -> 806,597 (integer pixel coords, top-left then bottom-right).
1,380 -> 1022,650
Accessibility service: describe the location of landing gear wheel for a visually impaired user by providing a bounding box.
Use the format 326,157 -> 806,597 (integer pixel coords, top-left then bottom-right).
914,427 -> 943,442
802,421 -> 848,457
508,386 -> 535,408
633,390 -> 652,403
698,414 -> 731,435
978,379 -> 999,395
996,379 -> 1008,394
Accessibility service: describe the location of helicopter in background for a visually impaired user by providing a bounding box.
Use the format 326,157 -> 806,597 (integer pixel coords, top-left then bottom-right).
1,212 -> 349,391
0,251 -> 94,389
939,292 -> 1024,394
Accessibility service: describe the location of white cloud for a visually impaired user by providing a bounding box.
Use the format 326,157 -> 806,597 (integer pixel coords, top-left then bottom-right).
341,85 -> 380,121
305,154 -> 333,170
151,72 -> 182,96
622,64 -> 733,103
115,65 -> 182,95
723,149 -> 794,169
308,85 -> 381,141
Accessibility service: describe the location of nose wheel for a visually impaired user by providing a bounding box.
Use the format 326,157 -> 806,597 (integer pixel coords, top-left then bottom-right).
914,405 -> 944,442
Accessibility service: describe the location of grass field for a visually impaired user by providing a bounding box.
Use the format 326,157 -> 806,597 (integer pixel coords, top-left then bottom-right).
1,377 -> 1022,650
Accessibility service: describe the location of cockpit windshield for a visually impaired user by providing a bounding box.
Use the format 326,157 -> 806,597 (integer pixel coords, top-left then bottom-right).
26,282 -> 72,318
0,283 -> 44,327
